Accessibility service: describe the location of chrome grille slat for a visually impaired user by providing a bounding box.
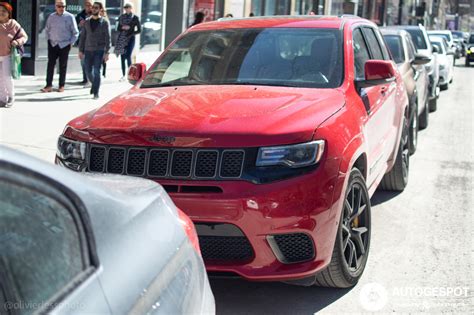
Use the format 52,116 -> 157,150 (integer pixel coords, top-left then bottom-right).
87,145 -> 244,180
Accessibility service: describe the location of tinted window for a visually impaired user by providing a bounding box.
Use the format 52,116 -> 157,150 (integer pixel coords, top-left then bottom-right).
0,180 -> 85,313
384,35 -> 405,64
353,28 -> 371,80
429,33 -> 450,42
405,29 -> 428,50
469,35 -> 474,44
362,28 -> 384,60
374,29 -> 391,60
142,28 -> 343,89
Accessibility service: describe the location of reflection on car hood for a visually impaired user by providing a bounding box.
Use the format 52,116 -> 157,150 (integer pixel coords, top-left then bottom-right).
68,85 -> 346,147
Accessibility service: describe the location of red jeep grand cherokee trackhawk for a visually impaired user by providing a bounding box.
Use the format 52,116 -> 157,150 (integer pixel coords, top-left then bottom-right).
57,16 -> 409,288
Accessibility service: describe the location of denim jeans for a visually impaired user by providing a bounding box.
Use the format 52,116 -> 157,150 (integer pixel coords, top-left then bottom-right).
84,50 -> 105,95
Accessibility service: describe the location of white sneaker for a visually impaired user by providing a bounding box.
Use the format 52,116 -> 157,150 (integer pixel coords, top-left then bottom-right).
119,76 -> 126,82
84,82 -> 92,88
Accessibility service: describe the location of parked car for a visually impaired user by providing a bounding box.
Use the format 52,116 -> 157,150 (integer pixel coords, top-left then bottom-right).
141,11 -> 162,47
465,33 -> 474,67
394,25 -> 440,112
382,28 -> 431,155
451,31 -> 466,57
429,36 -> 454,90
427,30 -> 456,57
57,16 -> 409,288
0,146 -> 215,314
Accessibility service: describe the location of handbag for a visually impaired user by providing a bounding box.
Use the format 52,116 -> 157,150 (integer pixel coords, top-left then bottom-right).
10,28 -> 25,80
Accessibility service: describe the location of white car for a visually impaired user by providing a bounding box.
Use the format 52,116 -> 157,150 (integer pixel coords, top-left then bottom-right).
429,36 -> 454,91
427,30 -> 455,51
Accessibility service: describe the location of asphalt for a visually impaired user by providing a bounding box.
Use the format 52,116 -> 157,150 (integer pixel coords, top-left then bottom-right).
0,56 -> 472,314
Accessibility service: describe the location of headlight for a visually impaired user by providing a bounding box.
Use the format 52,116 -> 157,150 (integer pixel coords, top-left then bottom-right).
57,136 -> 86,160
256,140 -> 325,168
57,136 -> 86,171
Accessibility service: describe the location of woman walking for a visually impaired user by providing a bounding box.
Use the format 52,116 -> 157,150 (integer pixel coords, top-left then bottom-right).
100,7 -> 109,77
114,2 -> 140,81
0,2 -> 27,108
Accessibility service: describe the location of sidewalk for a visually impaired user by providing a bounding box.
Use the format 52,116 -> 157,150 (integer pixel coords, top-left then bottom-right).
0,50 -> 161,162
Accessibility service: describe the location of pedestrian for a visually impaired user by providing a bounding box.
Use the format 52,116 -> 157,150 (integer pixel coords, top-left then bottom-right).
114,2 -> 140,81
190,11 -> 205,27
99,7 -> 109,78
0,2 -> 28,108
76,0 -> 92,85
41,0 -> 79,93
79,1 -> 110,100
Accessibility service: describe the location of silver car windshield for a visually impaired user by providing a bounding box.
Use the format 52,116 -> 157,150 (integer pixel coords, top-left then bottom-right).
141,28 -> 343,89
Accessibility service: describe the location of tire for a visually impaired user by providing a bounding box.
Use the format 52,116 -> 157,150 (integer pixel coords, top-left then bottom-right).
428,95 -> 437,113
314,168 -> 371,288
380,118 -> 409,191
409,103 -> 418,155
440,83 -> 448,91
419,100 -> 429,130
287,169 -> 371,288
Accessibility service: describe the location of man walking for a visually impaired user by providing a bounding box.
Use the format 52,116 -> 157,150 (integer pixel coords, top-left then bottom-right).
42,0 -> 78,93
79,1 -> 110,100
76,0 -> 92,85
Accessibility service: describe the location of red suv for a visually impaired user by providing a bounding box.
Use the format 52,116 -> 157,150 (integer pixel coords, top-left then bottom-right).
57,16 -> 409,288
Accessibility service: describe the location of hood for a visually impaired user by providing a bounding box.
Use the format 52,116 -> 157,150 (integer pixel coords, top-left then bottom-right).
66,85 -> 345,147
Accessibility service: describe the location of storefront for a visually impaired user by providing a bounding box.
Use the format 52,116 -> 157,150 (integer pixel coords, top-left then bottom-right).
8,0 -> 169,75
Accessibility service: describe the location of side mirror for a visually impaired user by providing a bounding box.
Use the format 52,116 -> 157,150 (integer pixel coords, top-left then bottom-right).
412,53 -> 431,65
432,45 -> 440,54
355,60 -> 396,89
128,63 -> 146,85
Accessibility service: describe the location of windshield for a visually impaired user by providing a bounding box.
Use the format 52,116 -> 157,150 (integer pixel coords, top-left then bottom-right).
405,29 -> 427,50
451,31 -> 463,39
384,35 -> 405,64
431,42 -> 444,54
430,33 -> 451,42
141,28 -> 343,89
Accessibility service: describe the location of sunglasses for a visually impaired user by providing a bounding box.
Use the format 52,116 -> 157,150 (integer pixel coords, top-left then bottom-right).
56,5 -> 66,8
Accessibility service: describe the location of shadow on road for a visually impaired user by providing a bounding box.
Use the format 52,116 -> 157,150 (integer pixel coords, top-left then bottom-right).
371,190 -> 402,206
210,277 -> 352,314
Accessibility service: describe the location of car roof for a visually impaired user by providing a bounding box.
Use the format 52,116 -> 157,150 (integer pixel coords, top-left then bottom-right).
189,15 -> 374,31
429,36 -> 445,42
427,30 -> 451,34
380,28 -> 410,37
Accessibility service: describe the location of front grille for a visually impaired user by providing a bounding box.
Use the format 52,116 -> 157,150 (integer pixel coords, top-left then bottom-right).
87,145 -> 245,180
199,236 -> 254,262
270,233 -> 315,264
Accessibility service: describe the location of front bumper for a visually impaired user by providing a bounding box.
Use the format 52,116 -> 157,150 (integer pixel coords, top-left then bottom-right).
162,157 -> 344,281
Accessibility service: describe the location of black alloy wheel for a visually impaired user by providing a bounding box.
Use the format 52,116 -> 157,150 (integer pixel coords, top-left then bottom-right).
380,117 -> 410,191
341,179 -> 371,274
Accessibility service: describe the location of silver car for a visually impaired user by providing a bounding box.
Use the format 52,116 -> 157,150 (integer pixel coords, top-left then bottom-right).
0,146 -> 215,315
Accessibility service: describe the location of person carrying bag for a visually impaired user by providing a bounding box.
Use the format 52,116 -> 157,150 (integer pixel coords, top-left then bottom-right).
0,2 -> 28,108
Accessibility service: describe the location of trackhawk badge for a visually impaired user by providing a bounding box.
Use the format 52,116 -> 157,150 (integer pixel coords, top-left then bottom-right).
149,135 -> 176,144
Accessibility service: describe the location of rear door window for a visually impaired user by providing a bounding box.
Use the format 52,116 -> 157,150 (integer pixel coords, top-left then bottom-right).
0,174 -> 91,314
405,29 -> 428,50
362,28 -> 384,60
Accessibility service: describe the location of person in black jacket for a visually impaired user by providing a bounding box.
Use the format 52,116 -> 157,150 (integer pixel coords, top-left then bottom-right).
76,0 -> 92,84
78,2 -> 110,99
114,2 -> 140,80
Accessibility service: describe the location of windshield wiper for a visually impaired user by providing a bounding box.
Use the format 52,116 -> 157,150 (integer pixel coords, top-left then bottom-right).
219,81 -> 301,87
142,77 -> 206,88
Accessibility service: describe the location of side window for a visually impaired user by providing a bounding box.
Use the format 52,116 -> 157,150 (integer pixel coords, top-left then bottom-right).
362,28 -> 384,60
406,36 -> 416,61
353,28 -> 371,80
0,179 -> 87,312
